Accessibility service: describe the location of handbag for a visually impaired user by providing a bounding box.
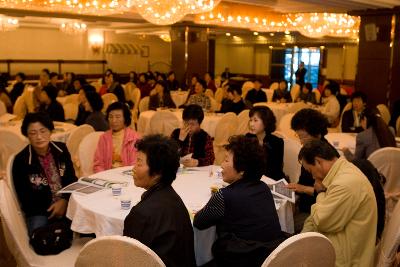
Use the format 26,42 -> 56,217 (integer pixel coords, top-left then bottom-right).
29,219 -> 73,255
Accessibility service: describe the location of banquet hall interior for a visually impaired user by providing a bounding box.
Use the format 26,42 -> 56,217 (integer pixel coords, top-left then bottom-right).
1,0 -> 400,266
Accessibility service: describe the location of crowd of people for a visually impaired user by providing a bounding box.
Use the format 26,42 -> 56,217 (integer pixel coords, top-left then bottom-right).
1,65 -> 399,267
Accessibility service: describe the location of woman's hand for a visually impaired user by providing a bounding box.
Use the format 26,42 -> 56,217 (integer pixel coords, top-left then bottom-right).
47,199 -> 68,219
182,158 -> 198,167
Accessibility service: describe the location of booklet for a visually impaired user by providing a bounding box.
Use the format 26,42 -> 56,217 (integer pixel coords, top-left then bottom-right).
262,176 -> 296,204
58,177 -> 128,195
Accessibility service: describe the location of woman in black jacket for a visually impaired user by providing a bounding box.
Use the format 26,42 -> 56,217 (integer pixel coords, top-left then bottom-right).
12,112 -> 76,237
245,106 -> 285,180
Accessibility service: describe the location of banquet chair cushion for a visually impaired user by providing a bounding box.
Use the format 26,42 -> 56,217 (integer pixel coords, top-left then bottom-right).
377,104 -> 391,125
213,112 -> 238,165
139,96 -> 150,113
214,88 -> 224,104
236,109 -> 250,135
269,82 -> 279,91
241,82 -> 254,99
281,138 -> 302,183
0,99 -> 6,116
375,199 -> 400,267
101,93 -> 118,113
149,110 -> 180,137
277,113 -> 297,140
290,84 -> 301,103
75,235 -> 166,267
63,102 -> 79,122
261,232 -> 335,267
312,89 -> 321,104
0,129 -> 28,174
78,131 -> 104,177
13,95 -> 27,119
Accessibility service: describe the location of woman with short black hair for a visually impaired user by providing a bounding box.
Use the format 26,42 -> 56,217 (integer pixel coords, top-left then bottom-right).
13,112 -> 76,243
84,91 -> 109,131
123,135 -> 196,267
93,102 -> 140,173
194,135 -> 284,267
245,106 -> 284,180
148,80 -> 176,110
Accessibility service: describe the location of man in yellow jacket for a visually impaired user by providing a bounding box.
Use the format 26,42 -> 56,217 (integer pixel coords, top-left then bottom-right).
299,140 -> 377,267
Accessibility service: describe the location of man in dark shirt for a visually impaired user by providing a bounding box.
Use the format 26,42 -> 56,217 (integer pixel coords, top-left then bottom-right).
245,79 -> 267,104
295,62 -> 307,87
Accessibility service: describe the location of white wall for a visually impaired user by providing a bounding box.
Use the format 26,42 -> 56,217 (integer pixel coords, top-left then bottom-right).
0,27 -> 171,76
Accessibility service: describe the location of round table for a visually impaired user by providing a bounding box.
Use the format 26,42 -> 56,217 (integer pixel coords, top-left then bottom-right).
325,132 -> 356,154
137,110 -> 224,137
0,120 -> 77,143
170,91 -> 189,107
66,166 -> 294,266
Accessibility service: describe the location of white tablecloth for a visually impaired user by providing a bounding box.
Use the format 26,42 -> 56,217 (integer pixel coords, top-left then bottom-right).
325,132 -> 356,154
263,102 -> 293,124
66,166 -> 294,266
0,120 -> 77,143
137,110 -> 223,137
170,91 -> 189,107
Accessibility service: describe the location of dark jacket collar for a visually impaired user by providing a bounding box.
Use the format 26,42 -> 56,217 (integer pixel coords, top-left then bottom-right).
28,141 -> 63,165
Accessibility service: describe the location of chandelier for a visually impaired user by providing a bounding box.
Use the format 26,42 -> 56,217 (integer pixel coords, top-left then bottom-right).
133,0 -> 221,25
60,22 -> 87,34
0,0 -> 132,15
0,16 -> 19,31
195,3 -> 360,39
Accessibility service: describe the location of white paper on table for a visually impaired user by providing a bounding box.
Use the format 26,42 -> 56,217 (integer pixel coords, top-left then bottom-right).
261,176 -> 296,203
179,153 -> 193,164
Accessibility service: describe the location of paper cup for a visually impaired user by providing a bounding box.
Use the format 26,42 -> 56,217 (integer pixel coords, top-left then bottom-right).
120,197 -> 132,210
111,184 -> 122,196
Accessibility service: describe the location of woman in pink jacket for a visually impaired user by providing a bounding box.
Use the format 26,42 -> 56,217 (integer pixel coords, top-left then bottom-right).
93,102 -> 141,173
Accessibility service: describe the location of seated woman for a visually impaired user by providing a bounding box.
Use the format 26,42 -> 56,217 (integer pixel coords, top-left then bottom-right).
75,84 -> 96,126
220,84 -> 247,115
12,112 -> 76,239
341,91 -> 367,133
320,83 -> 340,125
93,102 -> 141,173
343,107 -> 396,160
245,106 -> 284,180
123,135 -> 196,267
171,104 -> 215,167
296,83 -> 316,104
194,135 -> 285,267
186,79 -> 211,110
39,84 -> 65,122
84,91 -> 109,131
148,80 -> 176,110
272,80 -> 292,103
287,109 -> 339,233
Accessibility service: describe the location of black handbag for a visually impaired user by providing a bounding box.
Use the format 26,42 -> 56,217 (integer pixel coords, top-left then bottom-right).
29,220 -> 73,255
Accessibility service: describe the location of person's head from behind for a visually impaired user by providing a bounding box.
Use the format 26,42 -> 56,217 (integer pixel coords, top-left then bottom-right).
195,79 -> 207,94
279,80 -> 288,91
204,72 -> 213,83
133,134 -> 180,189
40,85 -> 58,105
222,135 -> 265,184
291,109 -> 329,145
227,84 -> 242,100
298,139 -> 339,181
254,79 -> 262,90
16,72 -> 26,83
84,91 -> 104,113
351,91 -> 367,113
302,83 -> 312,94
106,102 -> 131,132
182,104 -> 204,135
249,106 -> 276,136
21,112 -> 54,153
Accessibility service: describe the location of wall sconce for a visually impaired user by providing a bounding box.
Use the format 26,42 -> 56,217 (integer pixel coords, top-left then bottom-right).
88,30 -> 104,54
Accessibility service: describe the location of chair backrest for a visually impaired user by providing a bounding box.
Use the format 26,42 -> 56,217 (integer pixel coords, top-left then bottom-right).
377,104 -> 391,125
368,147 -> 400,194
0,130 -> 28,173
139,96 -> 150,113
282,137 -> 302,183
236,109 -> 250,135
101,93 -> 118,113
213,113 -> 238,164
396,116 -> 400,137
269,82 -> 279,91
337,102 -> 353,131
132,88 -> 141,111
75,235 -> 165,267
149,110 -> 180,137
287,102 -> 308,114
261,232 -> 335,267
209,97 -> 221,112
290,84 -> 301,102
264,89 -> 274,102
241,81 -> 254,98
312,89 -> 321,103
375,200 -> 400,267
253,102 -> 269,107
78,131 -> 104,177
63,102 -> 79,121
0,99 -> 6,116
13,96 -> 27,119
205,89 -> 214,99
63,94 -> 79,105
66,124 -> 95,177
214,88 -> 224,104
277,113 -> 297,140
0,156 -> 39,267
